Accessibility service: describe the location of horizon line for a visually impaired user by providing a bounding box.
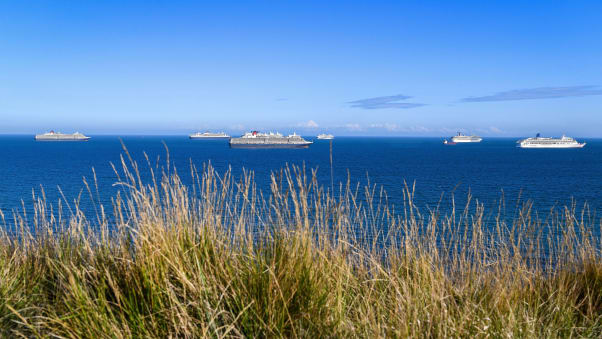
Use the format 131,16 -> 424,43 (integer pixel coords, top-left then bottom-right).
0,133 -> 600,139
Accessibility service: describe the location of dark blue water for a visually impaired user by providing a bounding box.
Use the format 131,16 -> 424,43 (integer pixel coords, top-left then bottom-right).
0,136 -> 600,231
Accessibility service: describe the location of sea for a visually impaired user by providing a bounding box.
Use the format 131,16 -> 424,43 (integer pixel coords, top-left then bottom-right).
0,135 -> 600,237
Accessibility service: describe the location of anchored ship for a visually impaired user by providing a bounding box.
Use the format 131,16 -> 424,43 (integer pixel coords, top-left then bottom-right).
189,131 -> 230,139
229,131 -> 312,148
317,133 -> 334,140
517,134 -> 585,148
451,132 -> 482,143
35,131 -> 90,141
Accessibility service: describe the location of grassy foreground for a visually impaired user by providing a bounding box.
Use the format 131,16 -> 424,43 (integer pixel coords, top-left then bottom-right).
0,152 -> 601,338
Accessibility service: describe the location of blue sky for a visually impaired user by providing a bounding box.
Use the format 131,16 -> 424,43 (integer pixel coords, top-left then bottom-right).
1,1 -> 601,136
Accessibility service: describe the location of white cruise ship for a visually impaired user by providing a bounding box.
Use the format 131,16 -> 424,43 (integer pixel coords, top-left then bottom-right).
517,134 -> 585,148
317,133 -> 334,140
451,132 -> 482,143
189,131 -> 230,139
35,131 -> 90,141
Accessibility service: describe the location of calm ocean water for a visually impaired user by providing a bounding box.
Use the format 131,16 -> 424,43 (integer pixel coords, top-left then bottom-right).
0,135 -> 600,233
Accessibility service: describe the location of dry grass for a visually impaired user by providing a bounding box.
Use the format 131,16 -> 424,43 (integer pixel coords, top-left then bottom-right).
0,148 -> 601,338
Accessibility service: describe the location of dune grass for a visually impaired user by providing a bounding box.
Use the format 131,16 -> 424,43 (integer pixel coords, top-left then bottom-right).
0,150 -> 601,338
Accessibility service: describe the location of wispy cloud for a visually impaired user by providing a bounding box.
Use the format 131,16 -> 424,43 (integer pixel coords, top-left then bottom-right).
489,126 -> 503,134
229,124 -> 245,130
462,86 -> 602,102
369,123 -> 403,131
297,120 -> 319,128
368,123 -> 432,133
348,94 -> 426,109
475,126 -> 505,135
344,123 -> 362,131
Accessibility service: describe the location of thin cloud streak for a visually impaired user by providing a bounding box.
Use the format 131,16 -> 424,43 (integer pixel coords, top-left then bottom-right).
348,94 -> 426,109
462,86 -> 602,102
296,120 -> 319,128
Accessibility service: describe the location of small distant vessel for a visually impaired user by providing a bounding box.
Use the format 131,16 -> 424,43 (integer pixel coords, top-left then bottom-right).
443,139 -> 456,145
229,131 -> 312,148
189,131 -> 230,139
317,133 -> 334,140
517,133 -> 585,148
35,131 -> 90,141
451,132 -> 482,143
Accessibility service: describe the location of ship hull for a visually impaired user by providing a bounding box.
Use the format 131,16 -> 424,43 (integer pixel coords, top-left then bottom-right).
189,136 -> 230,139
451,138 -> 482,143
229,143 -> 311,149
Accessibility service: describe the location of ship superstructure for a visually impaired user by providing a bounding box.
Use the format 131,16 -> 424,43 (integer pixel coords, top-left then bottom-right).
517,134 -> 585,148
35,131 -> 90,141
451,132 -> 482,143
317,134 -> 334,140
229,131 -> 312,148
189,131 -> 230,139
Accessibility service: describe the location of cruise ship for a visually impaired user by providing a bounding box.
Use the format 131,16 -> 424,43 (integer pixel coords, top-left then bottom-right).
189,131 -> 230,139
317,133 -> 334,140
229,131 -> 312,148
451,132 -> 482,143
517,134 -> 585,148
35,131 -> 90,141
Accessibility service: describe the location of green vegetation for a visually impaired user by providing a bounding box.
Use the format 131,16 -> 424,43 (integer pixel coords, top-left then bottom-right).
0,151 -> 601,338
